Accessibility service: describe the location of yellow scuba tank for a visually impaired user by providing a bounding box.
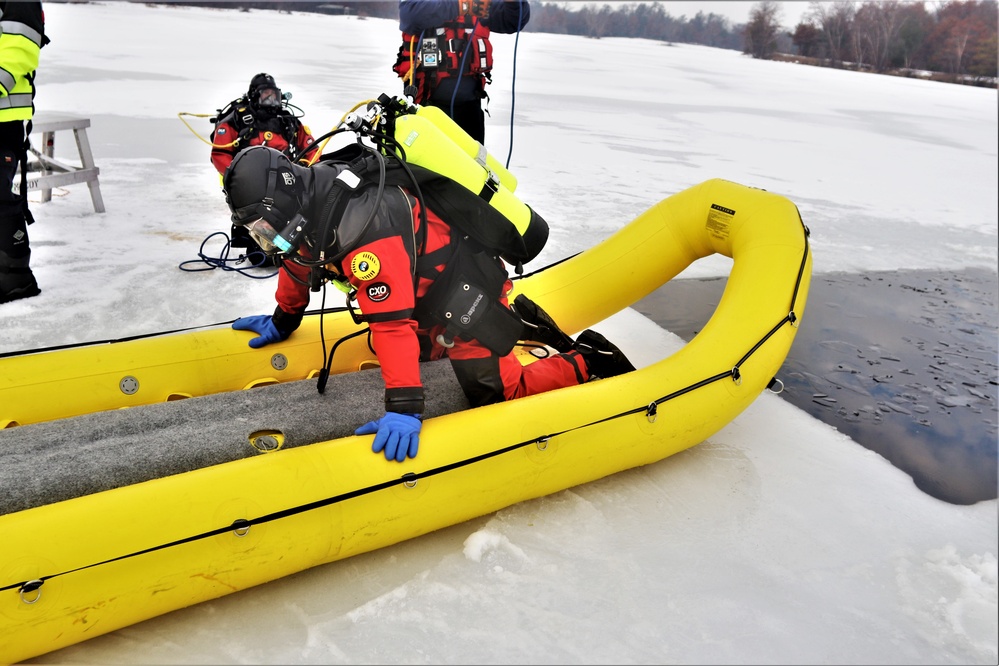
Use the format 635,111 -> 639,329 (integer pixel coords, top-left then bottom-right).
412,104 -> 517,192
390,105 -> 543,259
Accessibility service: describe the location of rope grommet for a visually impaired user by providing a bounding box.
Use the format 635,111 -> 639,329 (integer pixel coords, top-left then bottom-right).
767,377 -> 785,394
789,311 -> 799,328
232,519 -> 251,537
731,367 -> 742,386
19,579 -> 43,604
536,437 -> 549,451
251,434 -> 280,452
646,402 -> 658,423
403,472 -> 418,489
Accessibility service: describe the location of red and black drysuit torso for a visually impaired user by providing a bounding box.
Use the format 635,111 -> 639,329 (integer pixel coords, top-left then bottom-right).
269,157 -> 587,415
210,104 -> 317,175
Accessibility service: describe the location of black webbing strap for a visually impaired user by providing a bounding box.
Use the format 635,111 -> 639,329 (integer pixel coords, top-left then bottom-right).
414,242 -> 454,281
21,118 -> 34,225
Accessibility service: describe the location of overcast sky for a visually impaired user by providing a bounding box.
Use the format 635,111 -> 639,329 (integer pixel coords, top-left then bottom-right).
663,0 -> 811,27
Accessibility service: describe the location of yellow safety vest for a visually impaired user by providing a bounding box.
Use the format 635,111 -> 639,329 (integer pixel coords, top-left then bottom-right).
0,2 -> 46,122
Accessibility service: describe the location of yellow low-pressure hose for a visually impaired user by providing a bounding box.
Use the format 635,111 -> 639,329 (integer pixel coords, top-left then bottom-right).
404,34 -> 417,85
177,111 -> 240,149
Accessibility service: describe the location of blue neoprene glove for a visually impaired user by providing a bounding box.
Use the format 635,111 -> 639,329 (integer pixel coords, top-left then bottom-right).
232,314 -> 285,349
355,412 -> 422,462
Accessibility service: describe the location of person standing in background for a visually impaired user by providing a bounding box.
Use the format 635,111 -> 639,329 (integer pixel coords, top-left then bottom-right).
392,0 -> 530,144
0,0 -> 48,304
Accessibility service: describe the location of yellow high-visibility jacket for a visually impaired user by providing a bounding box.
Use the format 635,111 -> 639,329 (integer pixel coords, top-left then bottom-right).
0,0 -> 47,123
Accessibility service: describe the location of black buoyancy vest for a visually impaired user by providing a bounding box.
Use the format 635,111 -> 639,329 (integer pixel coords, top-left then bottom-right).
211,98 -> 300,149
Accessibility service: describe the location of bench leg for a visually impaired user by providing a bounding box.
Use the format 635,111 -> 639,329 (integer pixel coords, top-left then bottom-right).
73,127 -> 105,214
41,131 -> 54,204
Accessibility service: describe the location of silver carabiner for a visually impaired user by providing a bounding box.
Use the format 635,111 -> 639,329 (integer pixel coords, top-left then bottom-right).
19,579 -> 43,605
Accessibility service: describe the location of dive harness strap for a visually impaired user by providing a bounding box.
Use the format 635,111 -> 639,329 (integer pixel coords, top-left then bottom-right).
309,168 -> 364,295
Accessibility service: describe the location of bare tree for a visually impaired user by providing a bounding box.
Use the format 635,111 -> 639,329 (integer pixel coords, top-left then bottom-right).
580,3 -> 614,38
851,5 -> 874,66
808,0 -> 857,67
744,0 -> 782,58
851,1 -> 906,71
891,2 -> 933,70
792,21 -> 822,57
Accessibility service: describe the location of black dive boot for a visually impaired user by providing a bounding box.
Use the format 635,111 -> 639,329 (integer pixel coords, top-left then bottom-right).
512,294 -> 575,353
0,250 -> 40,304
575,329 -> 636,380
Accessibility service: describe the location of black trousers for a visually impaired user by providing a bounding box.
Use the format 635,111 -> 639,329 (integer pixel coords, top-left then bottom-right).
0,120 -> 30,257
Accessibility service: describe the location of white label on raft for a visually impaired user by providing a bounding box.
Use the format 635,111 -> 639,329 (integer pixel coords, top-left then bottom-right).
404,130 -> 419,147
706,203 -> 734,240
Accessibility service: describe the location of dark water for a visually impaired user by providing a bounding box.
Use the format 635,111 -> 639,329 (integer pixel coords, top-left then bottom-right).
635,268 -> 998,506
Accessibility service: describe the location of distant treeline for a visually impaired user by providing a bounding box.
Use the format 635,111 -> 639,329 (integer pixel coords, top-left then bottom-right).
135,1 -> 997,85
525,2 -> 743,49
749,0 -> 997,85
531,0 -> 997,84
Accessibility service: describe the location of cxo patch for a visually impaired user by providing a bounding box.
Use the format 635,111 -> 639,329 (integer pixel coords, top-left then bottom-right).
366,282 -> 391,302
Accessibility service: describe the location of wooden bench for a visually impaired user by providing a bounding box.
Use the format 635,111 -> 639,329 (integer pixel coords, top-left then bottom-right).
23,113 -> 105,213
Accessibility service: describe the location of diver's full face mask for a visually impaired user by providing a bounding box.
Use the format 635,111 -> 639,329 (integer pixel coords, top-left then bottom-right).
243,212 -> 310,255
256,86 -> 282,110
244,218 -> 282,254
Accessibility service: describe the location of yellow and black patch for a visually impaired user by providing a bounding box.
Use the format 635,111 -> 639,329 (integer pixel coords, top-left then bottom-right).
351,251 -> 381,281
